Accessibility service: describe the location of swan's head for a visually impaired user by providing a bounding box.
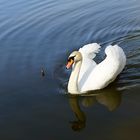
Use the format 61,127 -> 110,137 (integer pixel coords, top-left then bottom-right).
66,51 -> 82,69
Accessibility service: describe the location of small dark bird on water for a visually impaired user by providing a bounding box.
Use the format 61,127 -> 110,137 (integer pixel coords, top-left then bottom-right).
41,68 -> 45,77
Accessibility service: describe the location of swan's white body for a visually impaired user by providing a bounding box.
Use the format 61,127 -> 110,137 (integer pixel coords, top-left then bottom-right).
67,43 -> 126,94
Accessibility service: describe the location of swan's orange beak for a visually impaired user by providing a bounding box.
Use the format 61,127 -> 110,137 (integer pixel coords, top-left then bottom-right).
66,59 -> 74,69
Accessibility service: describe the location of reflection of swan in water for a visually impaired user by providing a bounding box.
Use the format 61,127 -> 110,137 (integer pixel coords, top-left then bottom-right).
69,96 -> 86,131
68,87 -> 121,131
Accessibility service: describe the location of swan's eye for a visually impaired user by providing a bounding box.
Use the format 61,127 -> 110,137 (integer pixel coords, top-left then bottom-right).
68,56 -> 75,62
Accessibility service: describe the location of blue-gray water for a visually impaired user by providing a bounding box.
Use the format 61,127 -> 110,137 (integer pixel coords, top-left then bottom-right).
0,0 -> 140,139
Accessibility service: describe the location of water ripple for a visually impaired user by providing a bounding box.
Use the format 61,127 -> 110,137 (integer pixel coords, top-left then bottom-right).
0,0 -> 140,91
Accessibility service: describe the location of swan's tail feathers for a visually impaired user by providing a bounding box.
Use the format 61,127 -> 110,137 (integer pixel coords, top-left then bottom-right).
79,43 -> 101,59
105,44 -> 126,59
105,44 -> 126,70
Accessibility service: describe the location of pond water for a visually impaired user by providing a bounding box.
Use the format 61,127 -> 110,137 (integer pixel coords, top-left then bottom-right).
0,0 -> 140,139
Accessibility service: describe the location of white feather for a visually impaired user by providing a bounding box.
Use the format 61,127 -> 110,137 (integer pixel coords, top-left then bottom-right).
78,43 -> 101,86
79,43 -> 101,59
80,44 -> 126,92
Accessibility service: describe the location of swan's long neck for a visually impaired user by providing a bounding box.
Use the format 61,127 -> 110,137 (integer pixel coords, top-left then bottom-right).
68,61 -> 82,94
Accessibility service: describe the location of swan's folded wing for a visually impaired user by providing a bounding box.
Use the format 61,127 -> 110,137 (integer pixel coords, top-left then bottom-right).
78,43 -> 101,89
79,43 -> 101,59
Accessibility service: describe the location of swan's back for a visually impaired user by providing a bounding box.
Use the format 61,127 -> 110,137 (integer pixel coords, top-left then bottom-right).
80,45 -> 126,92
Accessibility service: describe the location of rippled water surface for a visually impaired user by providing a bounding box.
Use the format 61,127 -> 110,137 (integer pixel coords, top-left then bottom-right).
0,0 -> 140,139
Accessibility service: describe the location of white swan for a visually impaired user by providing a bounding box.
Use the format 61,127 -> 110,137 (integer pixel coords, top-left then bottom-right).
66,43 -> 126,94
